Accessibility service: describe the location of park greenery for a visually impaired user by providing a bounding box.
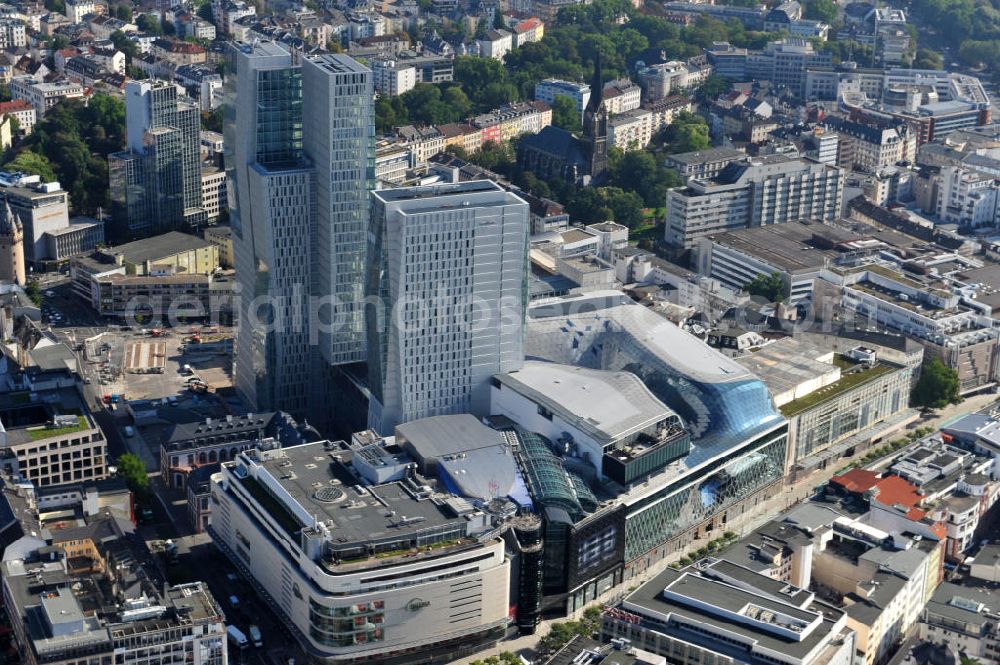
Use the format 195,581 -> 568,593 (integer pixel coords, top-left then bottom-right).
910,0 -> 1000,76
911,358 -> 962,409
2,95 -> 125,214
803,0 -> 838,24
23,280 -> 42,306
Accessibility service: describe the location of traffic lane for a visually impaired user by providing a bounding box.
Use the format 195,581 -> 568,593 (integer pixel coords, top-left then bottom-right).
185,542 -> 297,655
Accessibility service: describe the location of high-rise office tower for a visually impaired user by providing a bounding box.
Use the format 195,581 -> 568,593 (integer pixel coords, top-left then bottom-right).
302,55 -> 374,366
226,42 -> 374,419
108,80 -> 205,240
366,181 -> 529,433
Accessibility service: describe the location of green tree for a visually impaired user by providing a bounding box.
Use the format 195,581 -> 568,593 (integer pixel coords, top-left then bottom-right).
116,453 -> 150,496
664,111 -> 710,153
538,606 -> 603,654
913,48 -> 944,69
0,83 -> 11,103
696,74 -> 731,102
111,30 -> 139,64
398,83 -> 467,125
197,2 -> 214,22
441,85 -> 472,119
562,186 -> 643,227
550,95 -> 581,132
4,150 -> 57,182
453,57 -> 519,112
912,357 -> 961,409
607,149 -> 680,207
24,279 -> 42,306
375,95 -> 408,134
9,95 -> 125,213
44,0 -> 65,13
744,271 -> 786,303
803,0 -> 838,24
201,107 -> 223,133
470,141 -> 515,176
136,14 -> 163,35
115,4 -> 132,21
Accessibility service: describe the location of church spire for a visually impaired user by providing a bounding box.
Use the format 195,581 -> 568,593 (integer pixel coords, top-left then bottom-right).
586,53 -> 604,114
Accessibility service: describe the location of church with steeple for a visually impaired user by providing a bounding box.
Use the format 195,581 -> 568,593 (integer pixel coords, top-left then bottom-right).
0,197 -> 25,286
517,56 -> 609,185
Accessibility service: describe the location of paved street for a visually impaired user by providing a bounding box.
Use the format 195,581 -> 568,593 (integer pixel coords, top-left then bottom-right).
172,534 -> 303,665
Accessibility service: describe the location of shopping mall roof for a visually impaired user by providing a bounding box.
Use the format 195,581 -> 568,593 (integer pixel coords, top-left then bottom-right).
494,362 -> 675,445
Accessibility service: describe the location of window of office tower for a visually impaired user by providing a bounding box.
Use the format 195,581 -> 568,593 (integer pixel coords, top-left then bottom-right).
255,68 -> 303,167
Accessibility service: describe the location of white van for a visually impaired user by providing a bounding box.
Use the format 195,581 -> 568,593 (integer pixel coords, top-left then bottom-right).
227,625 -> 248,650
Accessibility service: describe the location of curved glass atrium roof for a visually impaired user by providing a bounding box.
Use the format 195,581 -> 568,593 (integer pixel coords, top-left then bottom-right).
526,290 -> 784,453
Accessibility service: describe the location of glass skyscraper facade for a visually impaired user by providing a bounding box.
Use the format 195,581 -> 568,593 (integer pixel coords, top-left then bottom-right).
302,55 -> 375,367
227,43 -> 373,420
108,80 -> 205,240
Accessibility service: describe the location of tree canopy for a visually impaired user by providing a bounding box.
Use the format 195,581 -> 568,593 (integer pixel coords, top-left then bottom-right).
913,48 -> 944,70
111,30 -> 139,64
606,148 -> 681,207
744,272 -> 786,303
6,95 -> 126,214
136,14 -> 163,35
911,357 -> 961,409
910,0 -> 1000,74
662,111 -> 710,153
378,0 -> 787,133
803,0 -> 838,24
116,453 -> 150,496
4,150 -> 57,182
550,95 -> 581,132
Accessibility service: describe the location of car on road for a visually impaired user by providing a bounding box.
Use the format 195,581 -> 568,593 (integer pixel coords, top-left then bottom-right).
229,595 -> 240,609
249,625 -> 262,648
124,426 -> 134,437
44,290 -> 54,297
